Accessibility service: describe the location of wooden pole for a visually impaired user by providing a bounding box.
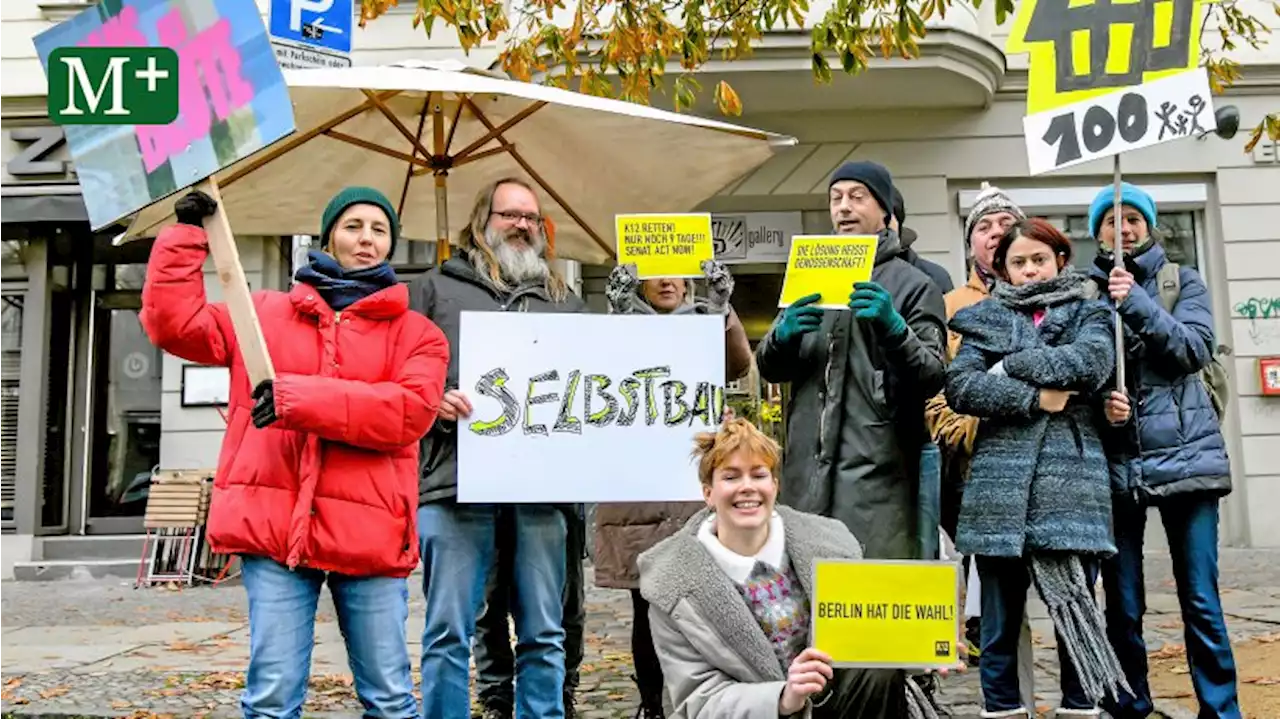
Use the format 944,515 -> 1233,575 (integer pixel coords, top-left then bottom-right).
1112,154 -> 1126,393
432,101 -> 451,265
195,177 -> 276,388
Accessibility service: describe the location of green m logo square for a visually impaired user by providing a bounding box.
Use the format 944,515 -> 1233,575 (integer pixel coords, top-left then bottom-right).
48,47 -> 179,125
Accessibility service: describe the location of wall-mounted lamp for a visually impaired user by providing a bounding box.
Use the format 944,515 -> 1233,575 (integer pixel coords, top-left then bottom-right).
1199,104 -> 1241,140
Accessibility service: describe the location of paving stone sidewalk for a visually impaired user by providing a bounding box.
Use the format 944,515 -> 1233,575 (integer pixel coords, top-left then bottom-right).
3,550 -> 1279,718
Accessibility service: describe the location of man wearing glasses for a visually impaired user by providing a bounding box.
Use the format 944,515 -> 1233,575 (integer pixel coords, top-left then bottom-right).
409,178 -> 587,719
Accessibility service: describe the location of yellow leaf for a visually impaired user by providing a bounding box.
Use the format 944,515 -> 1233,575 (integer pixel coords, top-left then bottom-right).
714,80 -> 743,116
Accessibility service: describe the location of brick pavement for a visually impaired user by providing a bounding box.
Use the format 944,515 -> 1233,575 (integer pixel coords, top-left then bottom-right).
3,551 -> 1279,718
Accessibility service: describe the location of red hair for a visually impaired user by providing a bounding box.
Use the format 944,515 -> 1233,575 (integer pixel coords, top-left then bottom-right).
691,419 -> 781,488
993,217 -> 1074,281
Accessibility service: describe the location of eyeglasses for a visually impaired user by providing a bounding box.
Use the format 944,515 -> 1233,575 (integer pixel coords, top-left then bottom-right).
491,210 -> 544,226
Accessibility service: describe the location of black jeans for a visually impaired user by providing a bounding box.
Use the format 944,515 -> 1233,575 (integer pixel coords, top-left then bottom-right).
629,589 -> 665,707
475,505 -> 586,712
814,668 -> 905,719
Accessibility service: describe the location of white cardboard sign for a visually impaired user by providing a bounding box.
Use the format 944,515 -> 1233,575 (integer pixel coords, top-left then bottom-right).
457,312 -> 726,503
1024,68 -> 1216,176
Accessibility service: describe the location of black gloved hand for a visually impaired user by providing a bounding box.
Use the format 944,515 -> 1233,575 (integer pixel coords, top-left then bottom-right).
174,190 -> 218,227
251,380 -> 278,429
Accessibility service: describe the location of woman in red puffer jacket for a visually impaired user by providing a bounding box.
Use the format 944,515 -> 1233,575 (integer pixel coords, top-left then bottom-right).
141,186 -> 447,719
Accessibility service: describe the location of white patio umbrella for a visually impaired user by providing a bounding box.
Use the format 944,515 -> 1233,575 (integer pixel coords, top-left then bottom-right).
124,59 -> 796,265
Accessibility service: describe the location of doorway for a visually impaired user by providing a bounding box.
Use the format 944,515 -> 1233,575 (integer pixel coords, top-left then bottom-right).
54,231 -> 159,535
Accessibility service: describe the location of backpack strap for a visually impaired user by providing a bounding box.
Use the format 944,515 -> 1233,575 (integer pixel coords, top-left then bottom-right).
1156,261 -> 1181,314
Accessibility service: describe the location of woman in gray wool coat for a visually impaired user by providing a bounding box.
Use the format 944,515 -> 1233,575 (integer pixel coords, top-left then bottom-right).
945,218 -> 1128,719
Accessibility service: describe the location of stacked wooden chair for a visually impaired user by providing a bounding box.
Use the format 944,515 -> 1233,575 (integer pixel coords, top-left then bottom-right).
134,469 -> 218,587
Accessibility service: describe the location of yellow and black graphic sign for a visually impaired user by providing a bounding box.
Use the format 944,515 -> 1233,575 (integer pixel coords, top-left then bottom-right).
1008,0 -> 1208,114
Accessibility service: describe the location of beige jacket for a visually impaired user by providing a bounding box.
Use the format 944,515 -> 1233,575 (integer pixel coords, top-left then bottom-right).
924,268 -> 989,456
637,505 -> 863,719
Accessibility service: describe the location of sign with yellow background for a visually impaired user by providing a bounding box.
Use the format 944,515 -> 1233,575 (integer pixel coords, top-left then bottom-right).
811,559 -> 961,668
1007,0 -> 1207,114
615,213 -> 714,279
777,235 -> 876,309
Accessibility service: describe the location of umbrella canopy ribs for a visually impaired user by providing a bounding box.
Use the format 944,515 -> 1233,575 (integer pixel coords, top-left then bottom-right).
124,60 -> 796,266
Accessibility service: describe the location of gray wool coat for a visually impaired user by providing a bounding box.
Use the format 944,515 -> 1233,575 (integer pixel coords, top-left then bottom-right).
637,505 -> 862,719
945,294 -> 1118,559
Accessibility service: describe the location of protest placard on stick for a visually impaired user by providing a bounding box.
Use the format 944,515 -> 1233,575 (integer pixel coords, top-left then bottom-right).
34,0 -> 296,387
1007,0 -> 1221,390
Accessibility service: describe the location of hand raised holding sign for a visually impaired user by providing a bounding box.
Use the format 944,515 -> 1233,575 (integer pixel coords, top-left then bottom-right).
779,647 -> 835,715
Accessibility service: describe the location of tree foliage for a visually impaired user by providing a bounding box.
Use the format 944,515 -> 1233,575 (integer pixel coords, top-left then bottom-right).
358,0 -> 1277,148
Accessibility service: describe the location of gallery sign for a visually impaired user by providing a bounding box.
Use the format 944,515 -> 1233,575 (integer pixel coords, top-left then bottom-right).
711,211 -> 801,264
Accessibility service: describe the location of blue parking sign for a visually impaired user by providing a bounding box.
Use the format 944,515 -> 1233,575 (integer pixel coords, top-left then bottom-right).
269,0 -> 352,54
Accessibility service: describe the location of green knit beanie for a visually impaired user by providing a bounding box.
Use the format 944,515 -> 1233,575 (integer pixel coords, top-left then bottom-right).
319,186 -> 400,257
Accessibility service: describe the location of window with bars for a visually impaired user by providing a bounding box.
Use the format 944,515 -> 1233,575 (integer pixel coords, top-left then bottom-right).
2,294 -> 23,532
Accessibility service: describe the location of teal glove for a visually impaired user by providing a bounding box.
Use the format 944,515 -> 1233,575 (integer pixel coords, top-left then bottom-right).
849,281 -> 908,342
775,293 -> 824,345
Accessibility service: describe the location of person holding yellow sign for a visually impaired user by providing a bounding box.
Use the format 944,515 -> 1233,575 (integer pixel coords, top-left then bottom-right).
637,419 -> 928,719
945,218 -> 1126,718
756,161 -> 947,563
595,257 -> 752,719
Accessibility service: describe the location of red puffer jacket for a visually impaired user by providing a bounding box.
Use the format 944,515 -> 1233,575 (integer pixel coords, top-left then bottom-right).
141,224 -> 449,577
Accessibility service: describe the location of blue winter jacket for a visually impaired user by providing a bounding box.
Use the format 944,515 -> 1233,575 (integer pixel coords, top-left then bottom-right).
1088,244 -> 1232,501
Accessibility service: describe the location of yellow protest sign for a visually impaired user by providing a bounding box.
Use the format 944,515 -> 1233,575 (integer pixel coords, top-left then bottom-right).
615,214 -> 714,279
777,235 -> 876,309
1007,0 -> 1207,114
811,559 -> 961,668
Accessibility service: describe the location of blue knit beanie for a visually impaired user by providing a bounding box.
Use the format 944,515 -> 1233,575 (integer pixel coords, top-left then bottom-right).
1088,182 -> 1157,239
320,186 -> 400,256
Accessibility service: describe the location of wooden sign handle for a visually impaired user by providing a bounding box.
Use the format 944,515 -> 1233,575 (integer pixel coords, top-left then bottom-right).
195,177 -> 276,388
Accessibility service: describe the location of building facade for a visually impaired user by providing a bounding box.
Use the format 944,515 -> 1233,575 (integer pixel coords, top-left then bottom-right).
2,0 -> 1277,577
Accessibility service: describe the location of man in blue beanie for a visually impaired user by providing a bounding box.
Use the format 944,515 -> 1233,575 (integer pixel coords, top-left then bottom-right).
1087,182 -> 1240,719
756,160 -> 947,561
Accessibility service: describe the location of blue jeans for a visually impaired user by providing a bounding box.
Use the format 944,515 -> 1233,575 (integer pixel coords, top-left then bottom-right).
1101,494 -> 1240,719
475,506 -> 586,712
918,441 -> 942,560
239,556 -> 418,719
418,502 -> 567,719
976,555 -> 1099,712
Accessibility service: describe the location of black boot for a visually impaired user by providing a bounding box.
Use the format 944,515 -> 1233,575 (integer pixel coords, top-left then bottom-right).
631,674 -> 666,719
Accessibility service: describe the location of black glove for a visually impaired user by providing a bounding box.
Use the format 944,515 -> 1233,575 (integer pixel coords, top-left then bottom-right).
251,380 -> 278,429
174,190 -> 217,227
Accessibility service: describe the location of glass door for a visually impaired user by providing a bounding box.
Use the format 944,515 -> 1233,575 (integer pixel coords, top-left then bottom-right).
85,261 -> 160,534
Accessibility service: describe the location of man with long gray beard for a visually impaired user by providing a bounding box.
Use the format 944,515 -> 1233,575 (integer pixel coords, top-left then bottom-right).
409,178 -> 587,719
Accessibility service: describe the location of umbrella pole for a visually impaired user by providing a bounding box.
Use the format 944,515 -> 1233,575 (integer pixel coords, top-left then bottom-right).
432,100 -> 452,264
435,171 -> 450,264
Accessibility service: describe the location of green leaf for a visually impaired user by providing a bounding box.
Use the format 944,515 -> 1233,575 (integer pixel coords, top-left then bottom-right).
812,52 -> 833,83
840,47 -> 856,72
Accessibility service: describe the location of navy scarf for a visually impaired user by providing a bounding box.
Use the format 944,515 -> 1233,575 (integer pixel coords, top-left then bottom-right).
294,250 -> 398,311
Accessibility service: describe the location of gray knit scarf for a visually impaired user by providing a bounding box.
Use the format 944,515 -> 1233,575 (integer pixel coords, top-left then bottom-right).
989,265 -> 1090,310
986,265 -> 1131,705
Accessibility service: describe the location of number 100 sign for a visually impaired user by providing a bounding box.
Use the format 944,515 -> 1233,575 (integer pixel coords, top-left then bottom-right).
1023,68 -> 1217,176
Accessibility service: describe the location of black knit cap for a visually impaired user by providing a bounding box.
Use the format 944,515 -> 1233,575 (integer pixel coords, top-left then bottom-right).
829,161 -> 894,225
890,187 -> 918,246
